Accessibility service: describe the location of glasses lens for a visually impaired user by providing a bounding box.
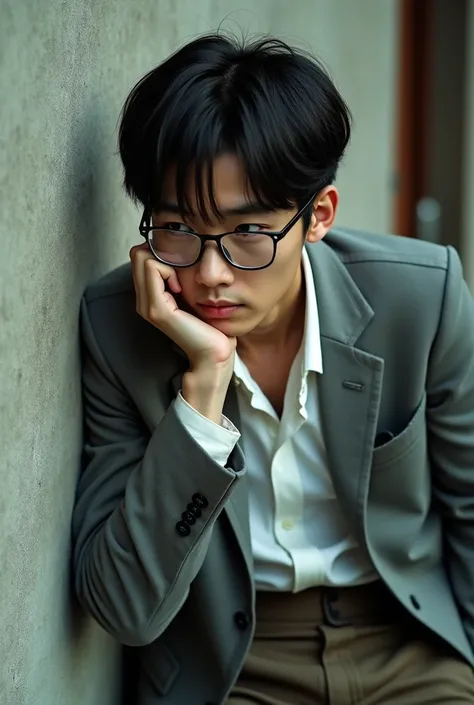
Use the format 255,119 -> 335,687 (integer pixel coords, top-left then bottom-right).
222,233 -> 275,268
149,229 -> 201,266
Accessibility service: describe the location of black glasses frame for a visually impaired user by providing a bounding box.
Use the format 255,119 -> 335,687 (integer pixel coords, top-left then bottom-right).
138,194 -> 316,271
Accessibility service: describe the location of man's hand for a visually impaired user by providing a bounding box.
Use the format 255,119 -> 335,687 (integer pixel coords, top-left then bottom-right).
130,245 -> 236,423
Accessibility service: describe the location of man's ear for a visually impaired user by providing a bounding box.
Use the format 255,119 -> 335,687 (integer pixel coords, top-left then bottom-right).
306,186 -> 339,244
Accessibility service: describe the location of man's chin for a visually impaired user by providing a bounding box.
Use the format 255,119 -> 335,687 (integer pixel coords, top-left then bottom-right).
205,315 -> 256,339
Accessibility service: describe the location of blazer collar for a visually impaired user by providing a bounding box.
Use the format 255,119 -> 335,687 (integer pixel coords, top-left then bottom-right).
304,239 -> 374,346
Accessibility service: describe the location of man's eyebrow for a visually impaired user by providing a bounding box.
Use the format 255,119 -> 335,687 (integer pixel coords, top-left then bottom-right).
155,200 -> 274,217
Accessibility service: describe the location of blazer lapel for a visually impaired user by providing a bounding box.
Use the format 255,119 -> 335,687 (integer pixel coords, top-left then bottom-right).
222,384 -> 253,571
306,241 -> 384,538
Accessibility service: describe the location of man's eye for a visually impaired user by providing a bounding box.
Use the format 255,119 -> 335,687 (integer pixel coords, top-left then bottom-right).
235,223 -> 268,233
162,222 -> 194,233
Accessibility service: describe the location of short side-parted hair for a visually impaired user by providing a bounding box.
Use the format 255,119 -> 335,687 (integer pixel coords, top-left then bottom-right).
118,33 -> 351,225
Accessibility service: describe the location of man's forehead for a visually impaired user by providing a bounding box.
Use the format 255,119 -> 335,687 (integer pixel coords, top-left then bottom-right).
156,153 -> 272,217
154,197 -> 273,218
155,154 -> 295,220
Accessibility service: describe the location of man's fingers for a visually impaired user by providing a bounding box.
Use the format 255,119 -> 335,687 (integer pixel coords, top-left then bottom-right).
144,259 -> 179,326
130,245 -> 149,315
130,246 -> 181,328
167,270 -> 182,294
146,257 -> 182,294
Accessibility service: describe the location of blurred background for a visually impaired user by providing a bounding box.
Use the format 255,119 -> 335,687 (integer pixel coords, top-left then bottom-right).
1,1 -> 473,703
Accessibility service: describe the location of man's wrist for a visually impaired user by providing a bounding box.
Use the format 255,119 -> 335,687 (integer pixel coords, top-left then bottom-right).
181,367 -> 231,425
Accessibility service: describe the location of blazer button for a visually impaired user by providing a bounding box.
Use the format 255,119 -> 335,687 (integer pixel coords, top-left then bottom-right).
192,492 -> 209,509
234,611 -> 250,631
176,521 -> 191,537
410,595 -> 421,610
187,502 -> 202,518
182,510 -> 196,525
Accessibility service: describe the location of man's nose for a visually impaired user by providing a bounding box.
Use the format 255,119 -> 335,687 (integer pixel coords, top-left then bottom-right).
195,242 -> 234,287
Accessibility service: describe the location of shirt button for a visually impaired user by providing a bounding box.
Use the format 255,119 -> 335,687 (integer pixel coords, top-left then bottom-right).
281,520 -> 294,531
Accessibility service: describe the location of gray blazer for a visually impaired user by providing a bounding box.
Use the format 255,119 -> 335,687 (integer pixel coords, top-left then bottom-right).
72,228 -> 474,705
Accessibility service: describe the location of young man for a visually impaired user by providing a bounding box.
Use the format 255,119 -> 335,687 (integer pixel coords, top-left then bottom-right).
72,33 -> 474,704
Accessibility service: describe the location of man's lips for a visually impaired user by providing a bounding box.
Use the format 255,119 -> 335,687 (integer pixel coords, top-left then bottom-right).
198,300 -> 237,307
197,302 -> 242,319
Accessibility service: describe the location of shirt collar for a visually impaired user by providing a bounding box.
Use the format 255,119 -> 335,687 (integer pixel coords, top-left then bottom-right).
301,247 -> 323,375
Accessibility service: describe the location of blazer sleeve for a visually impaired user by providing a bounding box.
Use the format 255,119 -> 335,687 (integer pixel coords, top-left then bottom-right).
174,391 -> 241,465
72,297 -> 246,647
427,246 -> 474,648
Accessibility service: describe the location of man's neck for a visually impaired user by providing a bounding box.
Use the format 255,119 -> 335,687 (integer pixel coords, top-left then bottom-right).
237,270 -> 306,365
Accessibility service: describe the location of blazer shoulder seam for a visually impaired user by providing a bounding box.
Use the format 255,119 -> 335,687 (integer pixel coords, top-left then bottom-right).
340,252 -> 448,270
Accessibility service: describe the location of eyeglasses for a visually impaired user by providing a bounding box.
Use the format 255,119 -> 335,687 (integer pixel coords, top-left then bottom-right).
138,194 -> 316,271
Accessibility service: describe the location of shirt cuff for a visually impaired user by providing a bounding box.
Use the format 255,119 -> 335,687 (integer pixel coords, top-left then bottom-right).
174,391 -> 240,467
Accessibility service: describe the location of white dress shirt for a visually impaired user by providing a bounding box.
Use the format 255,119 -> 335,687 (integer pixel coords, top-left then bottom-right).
175,249 -> 376,591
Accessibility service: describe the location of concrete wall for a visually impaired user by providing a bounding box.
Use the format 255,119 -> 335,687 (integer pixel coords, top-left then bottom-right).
0,2 -> 398,704
0,3 -> 273,704
270,0 -> 400,234
462,1 -> 474,291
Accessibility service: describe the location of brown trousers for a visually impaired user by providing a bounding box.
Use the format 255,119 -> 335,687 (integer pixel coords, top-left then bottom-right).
227,582 -> 474,705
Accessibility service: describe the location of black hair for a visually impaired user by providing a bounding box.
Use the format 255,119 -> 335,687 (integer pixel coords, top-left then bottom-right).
118,32 -> 351,231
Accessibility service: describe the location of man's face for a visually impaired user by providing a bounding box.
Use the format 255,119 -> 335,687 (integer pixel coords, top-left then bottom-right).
154,154 -> 334,339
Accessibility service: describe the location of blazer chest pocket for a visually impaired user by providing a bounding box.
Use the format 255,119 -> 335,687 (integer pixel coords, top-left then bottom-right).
372,394 -> 427,469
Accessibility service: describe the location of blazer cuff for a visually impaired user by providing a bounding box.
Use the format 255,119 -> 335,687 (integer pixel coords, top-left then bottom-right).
174,392 -> 240,467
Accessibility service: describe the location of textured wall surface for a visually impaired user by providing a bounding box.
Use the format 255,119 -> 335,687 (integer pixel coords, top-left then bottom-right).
0,2 -> 397,704
269,0 -> 399,233
463,1 -> 474,291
